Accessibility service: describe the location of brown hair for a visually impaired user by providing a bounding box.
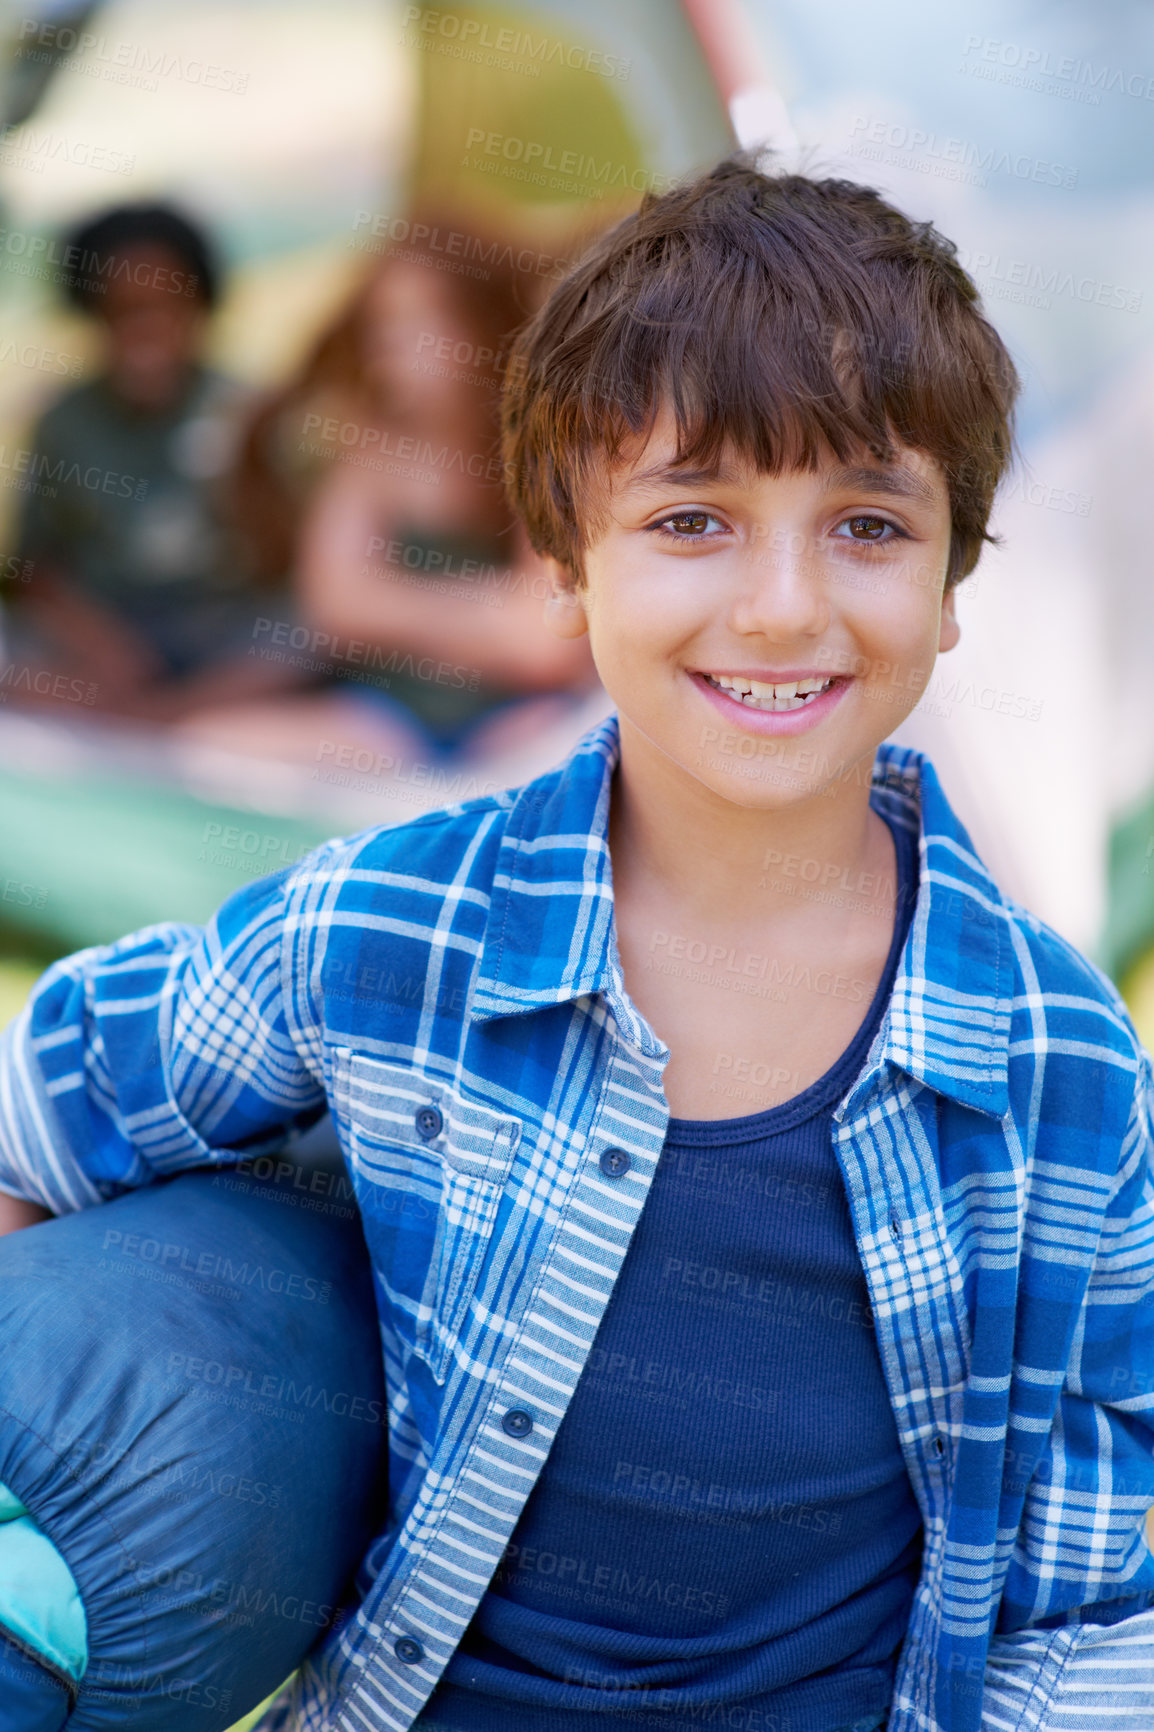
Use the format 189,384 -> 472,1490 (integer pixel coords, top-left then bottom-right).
501,152 -> 1020,590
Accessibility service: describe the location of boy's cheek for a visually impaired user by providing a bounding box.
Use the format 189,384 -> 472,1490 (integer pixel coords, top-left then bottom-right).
859,662 -> 933,704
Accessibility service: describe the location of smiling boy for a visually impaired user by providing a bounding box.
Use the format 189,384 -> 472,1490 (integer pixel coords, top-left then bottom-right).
3,154 -> 1154,1732
541,414 -> 954,1123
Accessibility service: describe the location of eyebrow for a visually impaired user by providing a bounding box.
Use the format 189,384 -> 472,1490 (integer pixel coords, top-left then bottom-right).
619,460 -> 748,494
825,464 -> 940,505
619,458 -> 940,504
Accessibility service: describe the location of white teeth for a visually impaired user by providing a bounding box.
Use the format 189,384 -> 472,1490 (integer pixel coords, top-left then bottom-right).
705,673 -> 834,712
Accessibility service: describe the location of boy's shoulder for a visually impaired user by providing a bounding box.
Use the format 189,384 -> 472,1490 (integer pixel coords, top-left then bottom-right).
875,740 -> 1148,1099
1000,890 -> 1146,1067
32,376 -> 104,437
287,716 -> 619,904
293,785 -> 519,889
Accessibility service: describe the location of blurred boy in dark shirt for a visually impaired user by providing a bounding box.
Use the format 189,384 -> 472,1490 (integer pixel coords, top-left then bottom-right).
8,203 -> 295,721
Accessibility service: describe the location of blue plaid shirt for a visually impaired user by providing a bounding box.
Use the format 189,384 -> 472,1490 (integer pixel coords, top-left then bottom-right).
3,711 -> 1154,1732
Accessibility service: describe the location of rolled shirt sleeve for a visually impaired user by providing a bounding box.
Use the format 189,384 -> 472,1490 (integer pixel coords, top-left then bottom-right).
0,864 -> 327,1214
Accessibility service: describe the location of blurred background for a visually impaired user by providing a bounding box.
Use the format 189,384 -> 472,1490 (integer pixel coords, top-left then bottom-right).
0,2 -> 1152,1724
0,0 -> 1152,1037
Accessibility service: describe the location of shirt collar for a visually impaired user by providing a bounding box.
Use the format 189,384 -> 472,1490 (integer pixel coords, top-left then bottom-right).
471,712 -> 1012,1117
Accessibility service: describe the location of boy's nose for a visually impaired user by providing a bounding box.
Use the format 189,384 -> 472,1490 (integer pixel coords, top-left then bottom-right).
727,537 -> 832,641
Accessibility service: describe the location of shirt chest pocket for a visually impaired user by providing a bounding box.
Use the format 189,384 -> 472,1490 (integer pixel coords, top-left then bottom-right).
328,1047 -> 521,1384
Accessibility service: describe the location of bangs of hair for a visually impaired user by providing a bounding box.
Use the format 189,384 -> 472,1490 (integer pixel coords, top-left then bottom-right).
502,156 -> 1019,588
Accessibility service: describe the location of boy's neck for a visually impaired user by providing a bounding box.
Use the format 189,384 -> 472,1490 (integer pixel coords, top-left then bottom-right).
607,715 -> 892,935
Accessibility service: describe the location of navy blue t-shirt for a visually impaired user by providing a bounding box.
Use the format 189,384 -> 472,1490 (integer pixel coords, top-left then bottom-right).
414,809 -> 920,1732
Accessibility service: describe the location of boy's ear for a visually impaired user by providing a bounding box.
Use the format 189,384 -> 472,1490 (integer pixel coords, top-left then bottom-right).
938,584 -> 961,654
541,557 -> 589,639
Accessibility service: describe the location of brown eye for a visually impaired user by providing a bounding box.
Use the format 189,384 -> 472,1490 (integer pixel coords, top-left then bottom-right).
846,515 -> 889,540
668,512 -> 710,535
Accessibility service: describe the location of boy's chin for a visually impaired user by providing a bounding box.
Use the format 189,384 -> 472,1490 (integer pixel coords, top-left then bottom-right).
694,762 -> 834,810
681,726 -> 885,809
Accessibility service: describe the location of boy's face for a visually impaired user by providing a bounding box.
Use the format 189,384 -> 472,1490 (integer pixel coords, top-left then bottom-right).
363,262 -> 471,416
542,407 -> 959,811
97,243 -> 207,412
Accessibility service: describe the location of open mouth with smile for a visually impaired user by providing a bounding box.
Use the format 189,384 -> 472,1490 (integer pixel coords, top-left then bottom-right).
690,668 -> 852,731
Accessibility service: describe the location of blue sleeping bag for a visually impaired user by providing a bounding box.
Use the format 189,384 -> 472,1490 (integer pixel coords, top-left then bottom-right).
0,1630 -> 72,1731
0,1158 -> 388,1729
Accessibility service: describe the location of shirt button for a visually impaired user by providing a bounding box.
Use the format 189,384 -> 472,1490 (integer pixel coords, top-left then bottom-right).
501,1408 -> 533,1438
599,1147 -> 631,1178
415,1104 -> 443,1141
934,1435 -> 945,1457
394,1635 -> 423,1665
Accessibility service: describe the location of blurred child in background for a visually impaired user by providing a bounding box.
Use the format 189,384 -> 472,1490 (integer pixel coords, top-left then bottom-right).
179,222 -> 599,770
7,202 -> 303,722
